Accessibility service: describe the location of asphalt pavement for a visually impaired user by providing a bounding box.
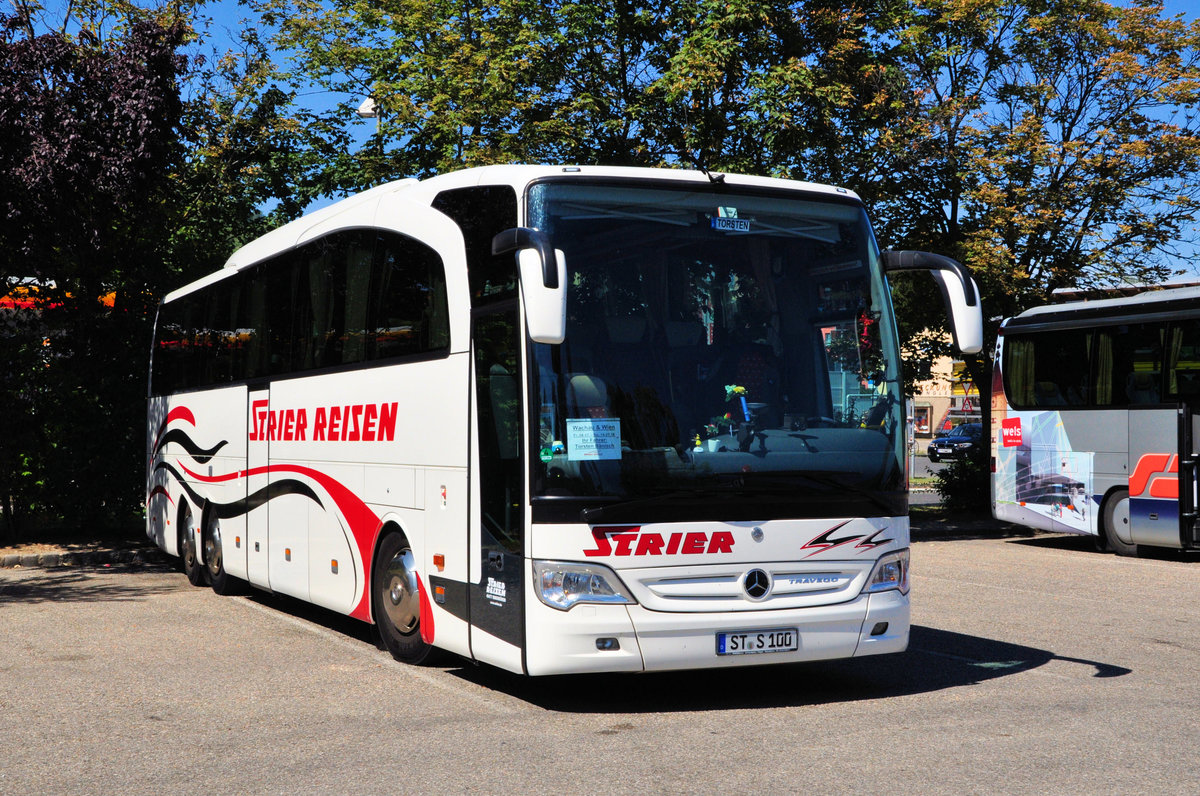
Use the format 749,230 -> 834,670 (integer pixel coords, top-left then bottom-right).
2,530 -> 1196,794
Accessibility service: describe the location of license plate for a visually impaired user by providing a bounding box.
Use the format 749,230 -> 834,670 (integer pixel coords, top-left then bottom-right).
716,628 -> 799,656
936,447 -> 952,454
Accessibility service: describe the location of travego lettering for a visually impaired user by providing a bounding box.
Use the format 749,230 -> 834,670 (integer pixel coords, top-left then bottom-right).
582,526 -> 736,557
249,400 -> 399,442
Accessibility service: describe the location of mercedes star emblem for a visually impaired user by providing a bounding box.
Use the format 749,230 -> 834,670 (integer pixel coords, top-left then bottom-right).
744,568 -> 771,600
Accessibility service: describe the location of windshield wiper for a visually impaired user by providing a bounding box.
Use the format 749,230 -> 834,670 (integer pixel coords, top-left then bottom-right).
784,470 -> 898,515
579,489 -> 712,524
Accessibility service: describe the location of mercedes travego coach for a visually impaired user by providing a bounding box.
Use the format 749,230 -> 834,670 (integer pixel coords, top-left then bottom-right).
146,165 -> 982,675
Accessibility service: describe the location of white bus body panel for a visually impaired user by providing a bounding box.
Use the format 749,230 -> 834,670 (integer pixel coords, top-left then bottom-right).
151,194 -> 473,627
147,385 -> 248,561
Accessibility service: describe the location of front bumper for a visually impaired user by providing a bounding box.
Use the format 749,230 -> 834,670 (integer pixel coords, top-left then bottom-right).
523,588 -> 909,676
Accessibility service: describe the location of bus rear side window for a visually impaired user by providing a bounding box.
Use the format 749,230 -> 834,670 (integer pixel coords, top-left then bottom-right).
1094,324 -> 1163,406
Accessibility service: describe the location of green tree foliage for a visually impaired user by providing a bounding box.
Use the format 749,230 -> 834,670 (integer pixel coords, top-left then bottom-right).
248,0 -> 1200,376
248,0 -> 922,183
0,6 -> 189,538
250,0 -> 668,179
885,0 -> 1200,395
0,2 -> 316,540
171,24 -> 312,268
234,0 -> 1200,520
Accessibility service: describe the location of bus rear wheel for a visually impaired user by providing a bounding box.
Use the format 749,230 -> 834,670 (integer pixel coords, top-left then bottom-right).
204,513 -> 244,596
373,531 -> 434,665
1103,489 -> 1139,557
179,503 -> 207,586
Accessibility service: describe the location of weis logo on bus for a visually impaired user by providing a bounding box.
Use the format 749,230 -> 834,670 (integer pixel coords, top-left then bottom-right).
582,526 -> 735,557
1001,417 -> 1023,447
249,399 -> 399,442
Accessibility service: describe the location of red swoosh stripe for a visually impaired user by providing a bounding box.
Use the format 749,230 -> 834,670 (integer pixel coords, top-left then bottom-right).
179,461 -> 383,622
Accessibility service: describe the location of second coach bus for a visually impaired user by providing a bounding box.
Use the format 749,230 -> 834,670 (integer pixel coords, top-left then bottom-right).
147,165 -> 981,674
992,285 -> 1200,556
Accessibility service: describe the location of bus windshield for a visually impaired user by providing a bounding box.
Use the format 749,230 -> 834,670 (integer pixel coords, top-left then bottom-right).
527,180 -> 904,522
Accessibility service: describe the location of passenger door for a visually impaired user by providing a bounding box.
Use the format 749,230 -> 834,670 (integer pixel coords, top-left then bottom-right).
468,302 -> 526,672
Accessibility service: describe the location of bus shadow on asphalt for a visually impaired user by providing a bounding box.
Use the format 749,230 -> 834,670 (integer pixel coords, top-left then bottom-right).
1009,533 -> 1200,561
444,624 -> 1130,713
911,525 -> 1039,543
234,579 -> 1133,712
0,565 -> 181,604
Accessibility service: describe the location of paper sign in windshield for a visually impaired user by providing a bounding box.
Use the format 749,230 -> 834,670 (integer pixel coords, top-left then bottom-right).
712,217 -> 750,232
566,418 -> 622,461
712,206 -> 750,232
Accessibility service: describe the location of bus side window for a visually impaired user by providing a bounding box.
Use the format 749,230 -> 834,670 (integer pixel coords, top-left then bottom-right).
242,265 -> 269,380
1005,330 -> 1090,409
1095,323 -> 1164,406
300,236 -> 340,370
371,231 -> 450,360
342,233 -> 374,364
264,253 -> 301,376
290,230 -> 386,371
431,185 -> 518,306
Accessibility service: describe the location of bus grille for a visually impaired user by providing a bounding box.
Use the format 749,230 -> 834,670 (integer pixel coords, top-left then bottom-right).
621,562 -> 873,613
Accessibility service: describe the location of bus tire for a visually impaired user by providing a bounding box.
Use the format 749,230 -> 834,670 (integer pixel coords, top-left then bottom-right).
372,531 -> 435,665
203,512 -> 244,596
1102,489 -> 1139,557
179,502 -> 207,586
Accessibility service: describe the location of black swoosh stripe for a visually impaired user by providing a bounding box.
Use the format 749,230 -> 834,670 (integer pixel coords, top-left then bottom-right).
154,429 -> 229,464
211,481 -> 324,519
154,462 -> 324,518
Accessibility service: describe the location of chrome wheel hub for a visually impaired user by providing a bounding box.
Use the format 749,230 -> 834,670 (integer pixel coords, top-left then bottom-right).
382,548 -> 420,634
205,518 -> 223,577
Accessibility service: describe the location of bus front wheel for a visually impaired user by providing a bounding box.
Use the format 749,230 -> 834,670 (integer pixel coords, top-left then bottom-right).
372,531 -> 434,665
1102,489 -> 1139,557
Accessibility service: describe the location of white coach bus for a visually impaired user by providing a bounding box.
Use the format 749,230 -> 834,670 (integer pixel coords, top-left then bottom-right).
146,165 -> 982,674
992,285 -> 1200,557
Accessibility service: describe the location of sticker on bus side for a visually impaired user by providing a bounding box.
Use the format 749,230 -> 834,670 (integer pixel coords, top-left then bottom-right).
1001,417 -> 1023,447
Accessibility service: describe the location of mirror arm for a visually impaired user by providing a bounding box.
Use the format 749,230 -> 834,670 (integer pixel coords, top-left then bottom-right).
882,250 -> 978,307
491,227 -> 559,289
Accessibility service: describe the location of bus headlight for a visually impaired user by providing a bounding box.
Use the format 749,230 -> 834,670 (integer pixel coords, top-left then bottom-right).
532,560 -> 636,611
865,549 -> 910,595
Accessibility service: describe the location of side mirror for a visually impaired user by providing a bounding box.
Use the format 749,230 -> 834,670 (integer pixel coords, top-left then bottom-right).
492,227 -> 567,344
883,250 -> 983,354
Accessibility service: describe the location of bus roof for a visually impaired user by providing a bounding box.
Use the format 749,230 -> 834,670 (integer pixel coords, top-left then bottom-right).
163,165 -> 862,305
1003,284 -> 1200,333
